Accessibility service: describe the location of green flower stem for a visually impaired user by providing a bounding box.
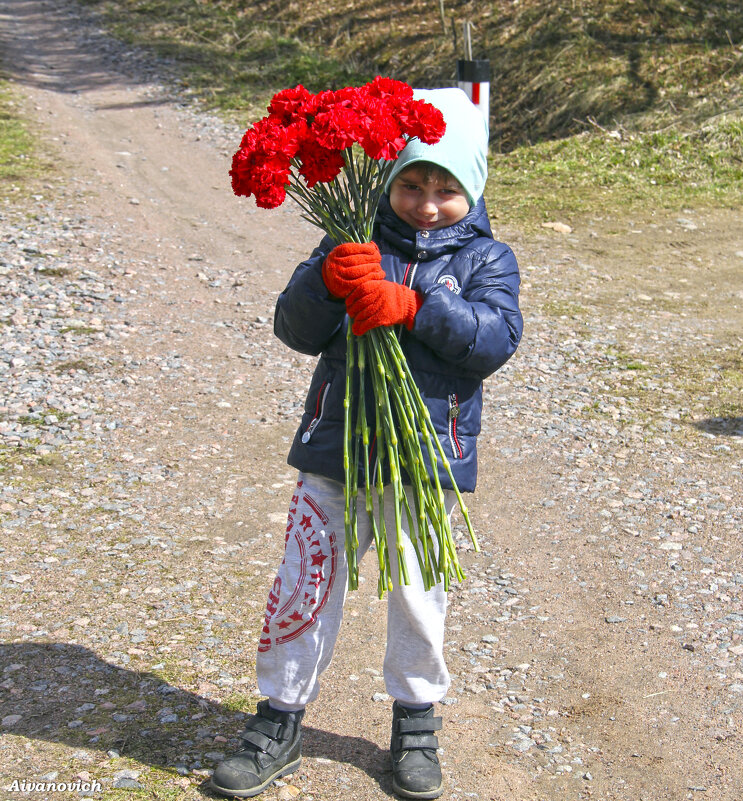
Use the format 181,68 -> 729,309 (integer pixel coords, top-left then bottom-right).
372,371 -> 391,596
371,335 -> 437,585
371,327 -> 475,588
344,325 -> 359,589
386,331 -> 478,549
366,332 -> 408,585
357,337 -> 388,591
342,150 -> 364,227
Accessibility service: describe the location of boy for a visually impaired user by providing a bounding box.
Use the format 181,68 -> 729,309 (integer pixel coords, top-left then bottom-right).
212,88 -> 522,799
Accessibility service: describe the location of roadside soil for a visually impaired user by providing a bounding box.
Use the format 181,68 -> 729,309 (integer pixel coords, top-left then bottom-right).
1,2 -> 742,801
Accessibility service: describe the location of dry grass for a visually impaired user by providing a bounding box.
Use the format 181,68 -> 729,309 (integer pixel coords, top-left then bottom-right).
79,0 -> 743,149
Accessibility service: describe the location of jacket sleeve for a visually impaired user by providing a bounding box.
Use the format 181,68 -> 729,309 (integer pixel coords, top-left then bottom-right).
273,235 -> 346,355
410,243 -> 523,380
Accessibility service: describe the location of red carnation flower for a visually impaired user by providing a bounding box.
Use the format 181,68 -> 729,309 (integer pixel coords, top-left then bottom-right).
352,96 -> 407,160
253,176 -> 288,209
312,106 -> 361,151
364,76 -> 414,102
230,118 -> 299,206
296,139 -> 345,188
396,98 -> 446,144
267,84 -> 314,125
301,88 -> 343,120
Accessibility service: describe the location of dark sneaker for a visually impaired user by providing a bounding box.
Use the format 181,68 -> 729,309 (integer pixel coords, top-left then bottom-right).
210,700 -> 304,798
390,701 -> 444,799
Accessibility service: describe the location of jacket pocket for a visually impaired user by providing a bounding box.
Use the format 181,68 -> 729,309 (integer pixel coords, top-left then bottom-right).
302,380 -> 332,443
447,393 -> 463,459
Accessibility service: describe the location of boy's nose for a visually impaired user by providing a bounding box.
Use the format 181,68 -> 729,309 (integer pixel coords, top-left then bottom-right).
418,198 -> 438,215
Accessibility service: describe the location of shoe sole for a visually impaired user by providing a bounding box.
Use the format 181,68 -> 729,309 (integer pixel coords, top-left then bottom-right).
210,757 -> 302,798
392,776 -> 444,800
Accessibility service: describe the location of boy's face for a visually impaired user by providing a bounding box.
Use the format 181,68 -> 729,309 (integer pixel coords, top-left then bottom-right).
388,166 -> 470,231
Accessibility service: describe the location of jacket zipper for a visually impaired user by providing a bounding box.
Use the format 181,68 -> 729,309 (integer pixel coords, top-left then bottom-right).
395,262 -> 418,338
402,261 -> 418,288
448,393 -> 463,459
302,381 -> 331,443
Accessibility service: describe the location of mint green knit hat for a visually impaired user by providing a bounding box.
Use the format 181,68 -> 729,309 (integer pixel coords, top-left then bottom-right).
385,87 -> 489,206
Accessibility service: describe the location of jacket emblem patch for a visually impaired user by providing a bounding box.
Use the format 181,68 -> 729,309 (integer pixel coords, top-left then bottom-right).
437,274 -> 461,294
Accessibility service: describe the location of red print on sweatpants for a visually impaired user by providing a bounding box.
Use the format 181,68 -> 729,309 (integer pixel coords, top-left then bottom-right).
258,480 -> 338,652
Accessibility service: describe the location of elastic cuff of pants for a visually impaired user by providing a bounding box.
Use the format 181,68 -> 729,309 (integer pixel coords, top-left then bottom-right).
396,700 -> 434,710
268,699 -> 306,713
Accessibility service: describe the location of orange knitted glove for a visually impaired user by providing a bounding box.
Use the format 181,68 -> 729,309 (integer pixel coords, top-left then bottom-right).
346,280 -> 423,336
321,242 -> 385,299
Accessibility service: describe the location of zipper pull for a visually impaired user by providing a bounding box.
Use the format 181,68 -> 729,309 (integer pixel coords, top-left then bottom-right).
448,393 -> 459,420
302,381 -> 331,443
302,421 -> 317,443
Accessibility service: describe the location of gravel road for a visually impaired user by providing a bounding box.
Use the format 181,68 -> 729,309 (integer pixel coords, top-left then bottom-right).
1,2 -> 742,800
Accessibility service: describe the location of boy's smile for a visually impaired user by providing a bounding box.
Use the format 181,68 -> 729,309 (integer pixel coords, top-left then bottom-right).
388,166 -> 470,232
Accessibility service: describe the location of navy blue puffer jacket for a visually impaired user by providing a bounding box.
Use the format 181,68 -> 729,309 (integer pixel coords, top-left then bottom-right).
274,194 -> 523,492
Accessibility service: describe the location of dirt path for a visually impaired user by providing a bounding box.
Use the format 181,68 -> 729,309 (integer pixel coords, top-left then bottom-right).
1,2 -> 742,801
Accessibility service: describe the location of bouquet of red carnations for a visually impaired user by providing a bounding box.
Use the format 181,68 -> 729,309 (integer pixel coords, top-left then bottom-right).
231,77 -> 477,596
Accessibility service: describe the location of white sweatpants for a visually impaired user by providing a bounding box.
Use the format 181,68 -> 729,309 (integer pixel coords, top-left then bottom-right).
255,471 -> 454,709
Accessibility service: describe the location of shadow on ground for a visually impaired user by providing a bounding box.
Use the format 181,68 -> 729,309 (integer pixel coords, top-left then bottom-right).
692,416 -> 743,437
0,642 -> 388,790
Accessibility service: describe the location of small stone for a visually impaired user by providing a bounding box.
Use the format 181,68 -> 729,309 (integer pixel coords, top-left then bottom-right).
2,714 -> 22,727
605,616 -> 625,624
542,221 -> 573,234
113,778 -> 143,789
372,692 -> 390,702
511,737 -> 534,752
113,769 -> 141,780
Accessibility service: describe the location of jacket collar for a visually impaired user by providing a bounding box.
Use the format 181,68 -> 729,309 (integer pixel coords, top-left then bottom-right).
375,194 -> 493,259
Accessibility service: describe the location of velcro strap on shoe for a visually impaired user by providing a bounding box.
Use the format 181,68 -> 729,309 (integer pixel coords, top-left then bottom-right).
397,716 -> 442,734
240,730 -> 284,758
245,716 -> 283,739
399,732 -> 440,751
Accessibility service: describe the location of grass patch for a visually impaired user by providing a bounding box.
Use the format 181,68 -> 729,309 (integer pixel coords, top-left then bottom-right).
590,343 -> 743,437
59,325 -> 100,335
540,299 -> 588,319
34,265 -> 72,277
601,347 -> 653,372
55,359 -> 94,373
221,691 -> 258,714
77,0 -> 743,149
487,120 -> 743,229
698,358 -> 743,419
17,408 -> 74,426
0,77 -> 52,199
